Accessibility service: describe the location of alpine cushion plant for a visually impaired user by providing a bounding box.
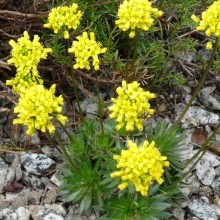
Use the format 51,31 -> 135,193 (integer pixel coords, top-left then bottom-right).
13,84 -> 67,135
109,80 -> 155,131
68,32 -> 107,70
116,0 -> 163,38
111,140 -> 170,196
191,0 -> 220,49
6,31 -> 52,93
43,3 -> 82,39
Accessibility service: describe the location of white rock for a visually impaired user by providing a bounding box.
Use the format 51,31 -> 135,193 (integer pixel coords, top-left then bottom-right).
15,207 -> 30,220
44,213 -> 64,220
188,198 -> 218,220
0,166 -> 9,193
211,176 -> 220,191
172,208 -> 185,220
196,158 -> 216,186
11,155 -> 22,181
199,86 -> 220,110
29,204 -> 66,220
0,208 -> 17,220
176,104 -> 219,124
211,204 -> 220,216
23,172 -> 43,189
50,172 -> 63,187
20,152 -> 55,175
202,151 -> 220,167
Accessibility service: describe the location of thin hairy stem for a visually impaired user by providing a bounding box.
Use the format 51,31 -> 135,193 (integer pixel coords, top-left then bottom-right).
94,71 -> 104,134
45,130 -> 62,154
172,122 -> 220,187
54,132 -> 82,176
67,39 -> 84,122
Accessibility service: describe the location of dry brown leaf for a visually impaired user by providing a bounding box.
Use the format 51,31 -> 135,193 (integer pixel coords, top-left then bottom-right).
191,127 -> 208,145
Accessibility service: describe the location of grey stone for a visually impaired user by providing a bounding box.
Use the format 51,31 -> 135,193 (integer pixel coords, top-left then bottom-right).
172,208 -> 185,220
0,208 -> 17,220
23,172 -> 44,189
29,204 -> 66,220
188,197 -> 218,220
11,155 -> 22,181
50,171 -> 64,187
15,207 -> 30,220
199,86 -> 220,110
196,158 -> 216,186
44,213 -> 64,220
20,152 -> 55,175
184,173 -> 200,194
176,104 -> 219,125
211,176 -> 220,191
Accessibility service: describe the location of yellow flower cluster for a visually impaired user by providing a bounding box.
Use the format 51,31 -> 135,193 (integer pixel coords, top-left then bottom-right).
13,84 -> 67,135
68,32 -> 107,70
191,1 -> 220,49
44,3 -> 82,39
109,81 -> 155,131
116,0 -> 163,38
111,140 -> 169,196
7,31 -> 51,93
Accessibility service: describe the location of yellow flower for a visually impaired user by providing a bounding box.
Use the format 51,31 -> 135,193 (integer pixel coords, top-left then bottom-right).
44,3 -> 82,39
68,32 -> 107,70
109,80 -> 155,131
191,1 -> 220,37
7,31 -> 51,94
116,0 -> 163,38
111,140 -> 169,196
206,41 -> 213,50
13,84 -> 67,136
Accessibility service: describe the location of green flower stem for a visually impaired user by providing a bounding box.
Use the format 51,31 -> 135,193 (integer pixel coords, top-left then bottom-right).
54,132 -> 82,176
130,191 -> 138,210
56,118 -> 72,141
172,122 -> 220,187
126,35 -> 138,82
107,25 -> 118,52
45,130 -> 62,154
170,37 -> 220,131
94,70 -> 104,134
67,39 -> 84,123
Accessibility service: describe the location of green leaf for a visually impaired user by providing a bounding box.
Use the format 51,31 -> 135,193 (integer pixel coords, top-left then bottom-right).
79,193 -> 92,214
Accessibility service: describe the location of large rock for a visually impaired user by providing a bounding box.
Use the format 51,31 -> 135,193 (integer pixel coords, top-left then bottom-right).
20,152 -> 55,176
188,197 -> 218,220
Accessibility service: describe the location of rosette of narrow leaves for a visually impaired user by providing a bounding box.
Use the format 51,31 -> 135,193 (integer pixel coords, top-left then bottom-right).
60,119 -> 115,213
68,32 -> 107,70
116,0 -> 163,38
109,80 -> 155,131
111,140 -> 170,196
13,84 -> 67,135
44,3 -> 82,39
191,0 -> 220,49
146,121 -> 186,180
100,184 -> 173,220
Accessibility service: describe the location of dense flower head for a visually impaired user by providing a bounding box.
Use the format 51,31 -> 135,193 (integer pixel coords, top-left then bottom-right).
111,140 -> 169,196
6,73 -> 43,94
44,3 -> 82,39
68,32 -> 107,70
13,84 -> 67,135
7,31 -> 52,79
109,80 -> 155,131
191,1 -> 220,39
116,0 -> 163,38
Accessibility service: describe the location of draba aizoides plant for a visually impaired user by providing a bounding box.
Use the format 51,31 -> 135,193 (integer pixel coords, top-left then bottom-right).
6,0 -> 220,219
